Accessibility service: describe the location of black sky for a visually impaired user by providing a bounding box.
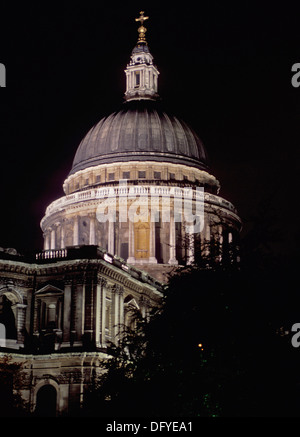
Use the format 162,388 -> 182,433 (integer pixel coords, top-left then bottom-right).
1,0 -> 300,254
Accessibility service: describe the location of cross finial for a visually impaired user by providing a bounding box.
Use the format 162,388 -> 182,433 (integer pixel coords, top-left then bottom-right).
135,11 -> 149,25
135,11 -> 149,43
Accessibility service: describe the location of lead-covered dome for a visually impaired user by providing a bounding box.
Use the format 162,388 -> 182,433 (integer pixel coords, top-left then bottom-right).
69,100 -> 210,176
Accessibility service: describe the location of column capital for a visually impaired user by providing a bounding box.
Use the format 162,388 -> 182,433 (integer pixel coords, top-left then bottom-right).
113,284 -> 124,296
98,276 -> 108,288
64,277 -> 73,286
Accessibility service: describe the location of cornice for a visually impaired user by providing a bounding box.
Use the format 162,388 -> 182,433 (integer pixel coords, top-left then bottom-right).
0,258 -> 162,303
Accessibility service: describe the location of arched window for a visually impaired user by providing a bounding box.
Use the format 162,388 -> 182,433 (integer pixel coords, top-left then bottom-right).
35,385 -> 57,417
135,72 -> 140,87
134,221 -> 150,259
0,294 -> 17,340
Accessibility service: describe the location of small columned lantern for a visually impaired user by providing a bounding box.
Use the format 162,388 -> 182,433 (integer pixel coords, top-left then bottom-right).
124,11 -> 160,101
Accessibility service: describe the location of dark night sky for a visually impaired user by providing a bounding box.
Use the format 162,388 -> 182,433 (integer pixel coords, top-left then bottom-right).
1,0 -> 300,255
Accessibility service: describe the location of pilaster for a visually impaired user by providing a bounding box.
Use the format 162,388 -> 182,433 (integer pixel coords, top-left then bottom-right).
73,216 -> 79,246
62,281 -> 72,346
89,215 -> 96,245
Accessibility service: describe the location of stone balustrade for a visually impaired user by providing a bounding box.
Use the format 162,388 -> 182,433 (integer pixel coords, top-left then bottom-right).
42,184 -> 239,220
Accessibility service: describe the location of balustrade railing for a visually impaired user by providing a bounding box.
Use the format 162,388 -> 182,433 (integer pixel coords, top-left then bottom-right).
35,249 -> 68,260
43,184 -> 238,218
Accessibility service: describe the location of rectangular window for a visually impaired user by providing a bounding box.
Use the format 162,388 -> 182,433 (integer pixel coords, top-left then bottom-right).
183,175 -> 188,181
138,171 -> 146,179
84,178 -> 89,185
121,242 -> 129,260
122,171 -> 130,179
108,173 -> 115,181
169,173 -> 175,180
154,171 -> 161,179
96,175 -> 101,183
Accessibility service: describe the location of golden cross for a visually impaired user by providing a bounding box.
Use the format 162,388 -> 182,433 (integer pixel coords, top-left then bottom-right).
135,11 -> 149,26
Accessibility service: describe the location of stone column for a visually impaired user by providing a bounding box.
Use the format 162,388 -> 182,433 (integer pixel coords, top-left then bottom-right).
119,288 -> 124,329
57,298 -> 63,330
100,279 -> 107,348
74,283 -> 85,345
50,228 -> 56,250
130,71 -> 133,89
62,282 -> 72,346
89,215 -> 96,245
108,219 -> 114,254
142,69 -> 145,88
84,282 -> 94,342
73,216 -> 79,246
149,220 -> 157,263
112,286 -> 119,344
202,215 -> 210,257
44,232 -> 50,250
127,219 -> 135,264
94,282 -> 101,348
111,285 -> 124,345
117,286 -> 124,344
168,212 -> 178,265
60,224 -> 65,249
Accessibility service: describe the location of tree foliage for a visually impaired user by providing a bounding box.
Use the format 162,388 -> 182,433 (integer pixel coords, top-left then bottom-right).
0,355 -> 29,417
82,231 -> 300,417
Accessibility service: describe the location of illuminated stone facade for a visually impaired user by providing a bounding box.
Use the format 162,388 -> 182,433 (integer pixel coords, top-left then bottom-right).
0,246 -> 161,415
0,12 -> 241,416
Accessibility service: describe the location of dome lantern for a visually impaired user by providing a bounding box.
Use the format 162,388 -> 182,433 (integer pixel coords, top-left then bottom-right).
124,11 -> 160,101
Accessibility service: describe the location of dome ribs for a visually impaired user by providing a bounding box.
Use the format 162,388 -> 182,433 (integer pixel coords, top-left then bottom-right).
68,100 -> 210,175
136,104 -> 149,150
161,112 -> 177,153
98,114 -> 115,155
180,119 -> 200,159
171,116 -> 188,156
150,108 -> 163,152
118,107 -> 134,151
105,111 -> 122,152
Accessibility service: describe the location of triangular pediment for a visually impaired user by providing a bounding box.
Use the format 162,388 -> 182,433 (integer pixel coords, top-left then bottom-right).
36,284 -> 64,295
124,297 -> 140,310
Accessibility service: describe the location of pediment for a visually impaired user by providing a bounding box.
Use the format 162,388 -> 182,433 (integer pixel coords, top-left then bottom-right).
36,284 -> 64,295
124,297 -> 140,310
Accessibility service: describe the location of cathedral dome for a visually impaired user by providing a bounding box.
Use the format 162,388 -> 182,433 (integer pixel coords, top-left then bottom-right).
69,99 -> 210,176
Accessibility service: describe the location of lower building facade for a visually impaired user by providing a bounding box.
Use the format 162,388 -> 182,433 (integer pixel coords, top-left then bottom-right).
0,245 -> 162,415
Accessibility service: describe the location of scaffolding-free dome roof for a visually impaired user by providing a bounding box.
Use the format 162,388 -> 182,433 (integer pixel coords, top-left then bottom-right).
69,100 -> 210,176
